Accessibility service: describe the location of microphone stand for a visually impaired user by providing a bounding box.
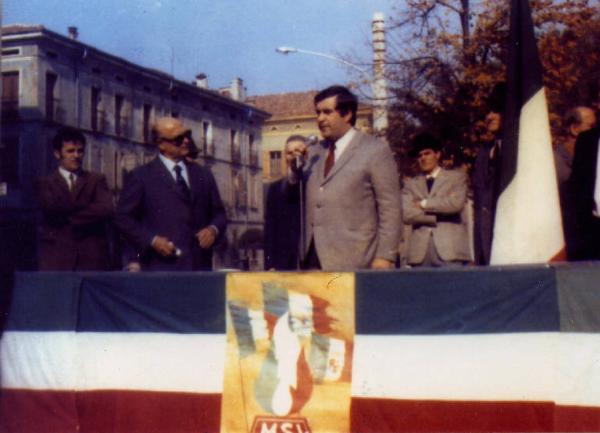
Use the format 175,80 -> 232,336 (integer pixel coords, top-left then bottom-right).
296,157 -> 305,270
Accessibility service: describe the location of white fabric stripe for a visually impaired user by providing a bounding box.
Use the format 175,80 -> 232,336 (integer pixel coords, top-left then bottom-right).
491,89 -> 564,264
3,331 -> 599,407
1,331 -> 225,393
352,333 -> 600,406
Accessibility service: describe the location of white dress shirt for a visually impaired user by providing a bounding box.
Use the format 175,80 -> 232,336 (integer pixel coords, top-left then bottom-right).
158,154 -> 189,186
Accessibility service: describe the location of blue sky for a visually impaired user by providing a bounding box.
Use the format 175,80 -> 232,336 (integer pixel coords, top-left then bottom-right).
4,0 -> 398,95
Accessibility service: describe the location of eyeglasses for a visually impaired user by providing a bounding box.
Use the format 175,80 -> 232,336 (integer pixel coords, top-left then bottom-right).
162,132 -> 191,147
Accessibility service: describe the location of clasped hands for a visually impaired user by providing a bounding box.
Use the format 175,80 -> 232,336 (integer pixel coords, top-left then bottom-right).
151,226 -> 217,257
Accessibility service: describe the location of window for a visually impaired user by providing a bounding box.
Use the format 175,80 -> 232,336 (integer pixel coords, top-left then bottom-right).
2,48 -> 20,56
2,72 -> 19,119
115,94 -> 124,136
269,151 -> 282,178
91,87 -> 101,131
202,121 -> 213,156
249,173 -> 259,210
248,134 -> 258,166
230,129 -> 240,162
232,171 -> 247,209
45,72 -> 57,120
143,103 -> 152,143
0,136 -> 19,183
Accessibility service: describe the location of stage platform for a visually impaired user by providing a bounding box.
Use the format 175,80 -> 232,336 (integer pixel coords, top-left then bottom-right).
1,264 -> 599,432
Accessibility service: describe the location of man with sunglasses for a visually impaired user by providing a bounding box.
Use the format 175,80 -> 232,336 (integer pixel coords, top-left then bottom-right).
115,117 -> 226,271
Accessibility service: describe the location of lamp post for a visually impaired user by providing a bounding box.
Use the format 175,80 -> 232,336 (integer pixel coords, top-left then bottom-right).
276,39 -> 388,140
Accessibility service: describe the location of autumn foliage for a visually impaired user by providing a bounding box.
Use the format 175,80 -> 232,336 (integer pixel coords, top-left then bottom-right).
382,0 -> 600,172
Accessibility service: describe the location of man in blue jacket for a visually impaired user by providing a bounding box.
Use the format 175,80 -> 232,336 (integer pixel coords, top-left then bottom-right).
116,117 -> 226,271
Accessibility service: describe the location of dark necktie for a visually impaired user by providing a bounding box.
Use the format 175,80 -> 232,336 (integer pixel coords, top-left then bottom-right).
173,165 -> 191,201
426,176 -> 434,192
324,142 -> 336,177
69,173 -> 76,192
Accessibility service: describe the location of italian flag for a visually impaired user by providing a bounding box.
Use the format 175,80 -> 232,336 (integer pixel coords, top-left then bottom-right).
490,0 -> 566,264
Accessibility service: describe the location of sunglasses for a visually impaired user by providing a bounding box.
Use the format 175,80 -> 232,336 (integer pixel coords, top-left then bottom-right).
162,132 -> 191,146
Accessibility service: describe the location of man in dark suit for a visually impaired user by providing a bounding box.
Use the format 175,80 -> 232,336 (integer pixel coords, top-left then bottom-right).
264,135 -> 303,270
287,86 -> 402,271
402,133 -> 470,267
115,117 -> 226,271
568,126 -> 600,260
36,127 -> 113,271
472,82 -> 506,265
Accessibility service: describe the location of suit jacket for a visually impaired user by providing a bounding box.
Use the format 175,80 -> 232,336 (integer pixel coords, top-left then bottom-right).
471,140 -> 501,265
264,178 -> 300,270
567,127 -> 600,259
36,170 -> 113,271
299,130 -> 402,271
402,168 -> 470,265
115,157 -> 227,271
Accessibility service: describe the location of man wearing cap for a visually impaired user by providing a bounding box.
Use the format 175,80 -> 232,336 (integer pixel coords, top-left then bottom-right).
115,117 -> 226,271
402,133 -> 470,267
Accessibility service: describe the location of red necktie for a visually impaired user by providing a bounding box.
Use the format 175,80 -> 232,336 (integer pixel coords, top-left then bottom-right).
324,142 -> 336,177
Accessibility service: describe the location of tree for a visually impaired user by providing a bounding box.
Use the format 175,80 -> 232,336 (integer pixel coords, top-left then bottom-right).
375,0 -> 600,173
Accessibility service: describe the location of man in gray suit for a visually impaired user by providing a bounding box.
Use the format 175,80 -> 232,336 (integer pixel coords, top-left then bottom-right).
287,85 -> 401,271
402,133 -> 470,267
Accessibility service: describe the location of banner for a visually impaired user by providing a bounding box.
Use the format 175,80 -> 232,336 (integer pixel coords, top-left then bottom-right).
221,272 -> 354,433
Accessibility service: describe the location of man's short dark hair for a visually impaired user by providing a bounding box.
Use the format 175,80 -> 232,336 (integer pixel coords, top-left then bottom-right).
564,107 -> 585,130
52,127 -> 86,152
285,134 -> 306,144
487,82 -> 507,114
314,85 -> 358,126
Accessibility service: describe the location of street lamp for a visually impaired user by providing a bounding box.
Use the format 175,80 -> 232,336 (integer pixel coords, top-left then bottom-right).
275,45 -> 388,139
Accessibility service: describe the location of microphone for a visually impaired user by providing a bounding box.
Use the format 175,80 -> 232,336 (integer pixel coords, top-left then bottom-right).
296,135 -> 319,168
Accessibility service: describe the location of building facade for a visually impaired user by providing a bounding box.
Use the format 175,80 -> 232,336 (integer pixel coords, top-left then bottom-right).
249,90 -> 373,182
0,25 -> 269,271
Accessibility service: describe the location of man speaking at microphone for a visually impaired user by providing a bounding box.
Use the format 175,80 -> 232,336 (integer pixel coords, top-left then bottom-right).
115,117 -> 226,271
287,85 -> 402,271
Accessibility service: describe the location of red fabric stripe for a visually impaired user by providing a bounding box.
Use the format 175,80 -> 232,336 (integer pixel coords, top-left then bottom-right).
0,389 -> 221,433
550,247 -> 567,262
3,390 -> 600,432
350,397 -> 600,432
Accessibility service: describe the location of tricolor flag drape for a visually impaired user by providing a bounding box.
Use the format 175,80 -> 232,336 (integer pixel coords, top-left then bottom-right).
2,269 -> 600,432
490,0 -> 565,264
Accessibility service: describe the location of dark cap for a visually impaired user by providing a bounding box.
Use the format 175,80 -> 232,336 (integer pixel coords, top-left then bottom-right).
410,133 -> 442,157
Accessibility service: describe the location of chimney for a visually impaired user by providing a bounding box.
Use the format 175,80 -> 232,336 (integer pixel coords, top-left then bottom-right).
371,12 -> 388,138
68,26 -> 79,40
195,73 -> 208,89
229,77 -> 245,102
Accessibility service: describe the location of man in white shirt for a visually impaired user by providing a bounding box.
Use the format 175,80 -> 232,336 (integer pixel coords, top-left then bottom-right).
115,117 -> 226,271
286,85 -> 402,271
36,127 -> 113,270
402,133 -> 470,267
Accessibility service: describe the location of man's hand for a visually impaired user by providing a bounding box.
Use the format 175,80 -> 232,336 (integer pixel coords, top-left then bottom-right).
285,139 -> 307,173
196,226 -> 217,249
126,261 -> 141,272
151,236 -> 177,257
371,257 -> 394,270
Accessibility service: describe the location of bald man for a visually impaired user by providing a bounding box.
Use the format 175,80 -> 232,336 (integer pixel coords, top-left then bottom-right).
115,117 -> 226,271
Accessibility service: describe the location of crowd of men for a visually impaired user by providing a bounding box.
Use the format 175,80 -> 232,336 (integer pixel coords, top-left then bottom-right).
37,84 -> 599,272
264,84 -> 600,271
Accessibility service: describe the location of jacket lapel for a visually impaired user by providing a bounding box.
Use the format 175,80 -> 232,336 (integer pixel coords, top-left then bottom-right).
72,171 -> 89,199
152,158 -> 187,202
51,170 -> 71,196
321,131 -> 361,185
429,168 -> 446,196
